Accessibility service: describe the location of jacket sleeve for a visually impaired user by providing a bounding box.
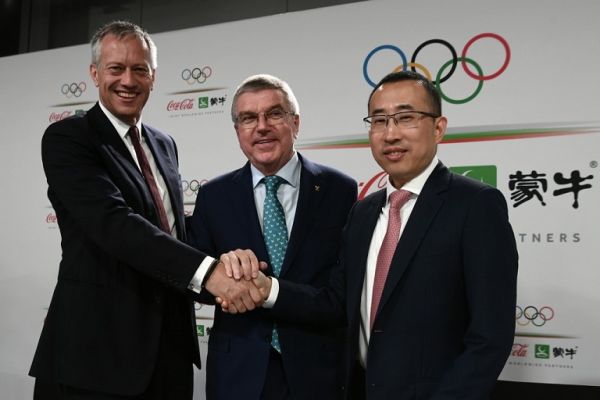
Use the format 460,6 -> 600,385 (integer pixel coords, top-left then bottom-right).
432,187 -> 518,399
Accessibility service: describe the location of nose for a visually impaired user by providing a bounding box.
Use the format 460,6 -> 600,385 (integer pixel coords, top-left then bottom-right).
120,68 -> 135,86
256,113 -> 270,131
383,118 -> 402,142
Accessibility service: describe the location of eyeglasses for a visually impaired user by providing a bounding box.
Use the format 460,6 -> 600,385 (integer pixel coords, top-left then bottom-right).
363,110 -> 439,132
235,108 -> 294,129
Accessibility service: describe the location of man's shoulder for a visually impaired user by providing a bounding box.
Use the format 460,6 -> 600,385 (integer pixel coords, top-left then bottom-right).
42,108 -> 95,147
447,170 -> 498,195
143,123 -> 174,143
46,110 -> 88,132
201,165 -> 249,191
300,155 -> 356,187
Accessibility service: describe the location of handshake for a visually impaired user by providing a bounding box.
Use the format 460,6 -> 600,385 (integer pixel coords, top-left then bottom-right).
203,249 -> 272,314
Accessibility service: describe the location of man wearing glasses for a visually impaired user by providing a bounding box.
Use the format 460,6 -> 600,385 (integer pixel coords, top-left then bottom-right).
342,70 -> 518,399
188,74 -> 357,400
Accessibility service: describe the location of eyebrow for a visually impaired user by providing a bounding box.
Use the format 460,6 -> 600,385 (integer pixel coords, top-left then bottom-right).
237,104 -> 286,115
370,103 -> 415,115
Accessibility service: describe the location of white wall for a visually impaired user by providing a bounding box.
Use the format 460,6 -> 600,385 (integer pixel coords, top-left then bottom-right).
1,0 -> 599,397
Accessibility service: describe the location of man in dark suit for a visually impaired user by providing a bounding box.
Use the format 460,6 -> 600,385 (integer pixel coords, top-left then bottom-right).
188,74 -> 357,400
341,71 -> 518,400
29,21 -> 267,400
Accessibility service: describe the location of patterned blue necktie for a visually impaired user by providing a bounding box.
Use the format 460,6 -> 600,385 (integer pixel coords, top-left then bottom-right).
262,175 -> 288,352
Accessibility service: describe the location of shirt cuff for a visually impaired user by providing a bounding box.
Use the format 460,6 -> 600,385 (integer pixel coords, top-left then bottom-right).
188,256 -> 216,293
262,277 -> 279,308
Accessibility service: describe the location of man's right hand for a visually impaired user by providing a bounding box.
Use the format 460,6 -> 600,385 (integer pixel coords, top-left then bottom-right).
217,271 -> 272,314
220,248 -> 265,280
204,248 -> 272,313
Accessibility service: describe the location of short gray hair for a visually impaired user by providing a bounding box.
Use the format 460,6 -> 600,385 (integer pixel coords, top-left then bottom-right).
231,74 -> 299,122
91,20 -> 157,69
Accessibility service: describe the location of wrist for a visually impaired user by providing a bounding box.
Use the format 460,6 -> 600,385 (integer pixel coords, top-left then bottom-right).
201,259 -> 222,289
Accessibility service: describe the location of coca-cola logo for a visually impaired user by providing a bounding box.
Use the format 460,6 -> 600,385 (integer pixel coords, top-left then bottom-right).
167,99 -> 194,111
358,171 -> 388,200
46,213 -> 57,223
49,111 -> 72,122
511,343 -> 528,357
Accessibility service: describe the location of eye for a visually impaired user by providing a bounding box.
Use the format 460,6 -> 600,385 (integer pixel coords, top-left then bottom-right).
238,114 -> 257,125
134,67 -> 150,75
107,65 -> 124,74
396,113 -> 416,123
371,116 -> 387,125
267,109 -> 286,119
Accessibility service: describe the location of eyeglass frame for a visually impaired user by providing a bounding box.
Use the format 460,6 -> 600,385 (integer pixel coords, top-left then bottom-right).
363,110 -> 440,131
234,107 -> 296,129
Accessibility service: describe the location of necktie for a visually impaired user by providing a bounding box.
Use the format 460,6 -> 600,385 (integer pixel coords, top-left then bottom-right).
128,126 -> 171,233
370,189 -> 412,329
262,175 -> 288,352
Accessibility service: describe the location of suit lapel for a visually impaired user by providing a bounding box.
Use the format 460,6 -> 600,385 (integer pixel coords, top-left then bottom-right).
279,156 -> 323,277
377,163 -> 450,314
86,104 -> 149,198
143,125 -> 186,237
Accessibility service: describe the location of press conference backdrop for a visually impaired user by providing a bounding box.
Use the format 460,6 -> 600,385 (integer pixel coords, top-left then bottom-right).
1,0 -> 599,398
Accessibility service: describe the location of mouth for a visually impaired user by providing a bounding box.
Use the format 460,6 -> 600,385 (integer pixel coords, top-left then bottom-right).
383,147 -> 407,161
115,90 -> 138,100
254,139 -> 276,146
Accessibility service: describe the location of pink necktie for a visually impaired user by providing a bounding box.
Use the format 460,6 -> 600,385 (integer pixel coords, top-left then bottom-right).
128,126 -> 171,233
370,189 -> 412,329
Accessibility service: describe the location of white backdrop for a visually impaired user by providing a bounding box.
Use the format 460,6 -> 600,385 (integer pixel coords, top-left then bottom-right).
1,0 -> 599,398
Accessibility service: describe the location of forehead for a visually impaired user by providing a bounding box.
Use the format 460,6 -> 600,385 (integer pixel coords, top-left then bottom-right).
369,80 -> 429,112
235,89 -> 285,112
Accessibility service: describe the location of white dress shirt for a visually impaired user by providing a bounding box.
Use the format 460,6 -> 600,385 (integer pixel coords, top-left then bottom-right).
359,156 -> 438,367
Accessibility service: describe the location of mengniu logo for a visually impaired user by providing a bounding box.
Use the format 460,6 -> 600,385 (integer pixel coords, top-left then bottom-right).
535,344 -> 551,359
181,66 -> 212,85
363,33 -> 510,104
449,165 -> 497,187
196,325 -> 205,336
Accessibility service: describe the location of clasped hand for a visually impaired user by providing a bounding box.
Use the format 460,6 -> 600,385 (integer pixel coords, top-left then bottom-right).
204,249 -> 272,314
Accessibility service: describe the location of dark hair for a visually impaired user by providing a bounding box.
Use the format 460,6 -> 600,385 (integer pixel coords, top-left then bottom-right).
367,70 -> 441,116
91,20 -> 157,69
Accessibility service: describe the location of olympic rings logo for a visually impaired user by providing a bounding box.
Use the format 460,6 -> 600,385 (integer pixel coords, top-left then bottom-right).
515,305 -> 554,327
61,82 -> 86,98
181,66 -> 213,84
182,179 -> 207,197
362,33 -> 510,104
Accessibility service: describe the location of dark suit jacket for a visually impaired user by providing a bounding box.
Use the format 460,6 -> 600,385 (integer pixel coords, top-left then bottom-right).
188,154 -> 357,400
29,103 -> 207,396
342,162 -> 518,400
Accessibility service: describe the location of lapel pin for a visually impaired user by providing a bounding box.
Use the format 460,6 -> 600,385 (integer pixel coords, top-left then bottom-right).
314,185 -> 320,192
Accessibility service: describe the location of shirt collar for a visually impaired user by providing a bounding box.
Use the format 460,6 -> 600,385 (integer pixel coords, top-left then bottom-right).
251,151 -> 300,189
98,101 -> 143,141
385,156 -> 438,202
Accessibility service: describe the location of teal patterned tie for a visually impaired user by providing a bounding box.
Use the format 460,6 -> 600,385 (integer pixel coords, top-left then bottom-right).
262,175 -> 288,352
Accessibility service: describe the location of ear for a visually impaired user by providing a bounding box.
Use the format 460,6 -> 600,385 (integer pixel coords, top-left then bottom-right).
292,114 -> 300,139
89,64 -> 99,87
150,69 -> 156,90
433,115 -> 447,144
